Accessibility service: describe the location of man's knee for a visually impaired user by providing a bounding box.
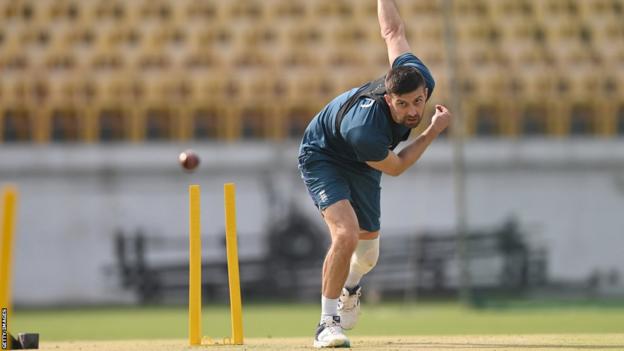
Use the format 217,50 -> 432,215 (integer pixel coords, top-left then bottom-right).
350,237 -> 380,275
323,200 -> 360,253
332,226 -> 359,253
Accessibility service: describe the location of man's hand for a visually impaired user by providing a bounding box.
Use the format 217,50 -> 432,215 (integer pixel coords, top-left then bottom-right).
429,104 -> 451,135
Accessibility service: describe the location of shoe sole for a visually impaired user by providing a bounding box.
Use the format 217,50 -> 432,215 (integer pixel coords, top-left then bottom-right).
313,339 -> 351,348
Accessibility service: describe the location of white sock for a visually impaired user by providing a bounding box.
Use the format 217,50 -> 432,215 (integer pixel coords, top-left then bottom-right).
321,295 -> 339,320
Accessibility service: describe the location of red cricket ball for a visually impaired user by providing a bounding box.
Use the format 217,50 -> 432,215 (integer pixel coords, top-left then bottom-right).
179,149 -> 200,171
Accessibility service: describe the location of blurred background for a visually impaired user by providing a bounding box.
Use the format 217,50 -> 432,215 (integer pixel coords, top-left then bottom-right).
1,0 -> 624,334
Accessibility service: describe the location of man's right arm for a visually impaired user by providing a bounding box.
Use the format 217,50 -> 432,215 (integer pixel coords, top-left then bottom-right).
378,0 -> 411,66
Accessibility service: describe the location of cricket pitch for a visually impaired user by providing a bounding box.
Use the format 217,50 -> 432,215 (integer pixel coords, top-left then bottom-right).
37,334 -> 624,350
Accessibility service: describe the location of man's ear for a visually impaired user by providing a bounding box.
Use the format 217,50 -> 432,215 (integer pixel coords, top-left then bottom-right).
384,93 -> 392,105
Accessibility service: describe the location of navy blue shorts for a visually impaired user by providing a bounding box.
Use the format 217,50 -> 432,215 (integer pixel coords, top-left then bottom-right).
298,155 -> 381,232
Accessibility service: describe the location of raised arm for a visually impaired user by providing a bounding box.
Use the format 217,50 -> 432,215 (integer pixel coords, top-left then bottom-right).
378,0 -> 411,66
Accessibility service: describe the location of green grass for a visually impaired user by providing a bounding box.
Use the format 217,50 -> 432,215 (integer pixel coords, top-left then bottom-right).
11,302 -> 624,341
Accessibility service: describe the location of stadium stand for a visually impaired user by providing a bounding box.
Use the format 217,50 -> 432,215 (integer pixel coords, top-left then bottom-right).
0,0 -> 622,143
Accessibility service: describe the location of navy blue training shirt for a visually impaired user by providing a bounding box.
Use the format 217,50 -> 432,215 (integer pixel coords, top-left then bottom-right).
298,53 -> 435,175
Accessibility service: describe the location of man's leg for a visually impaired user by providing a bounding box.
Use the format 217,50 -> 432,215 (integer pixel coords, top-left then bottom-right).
339,231 -> 380,330
314,199 -> 359,348
321,199 -> 360,303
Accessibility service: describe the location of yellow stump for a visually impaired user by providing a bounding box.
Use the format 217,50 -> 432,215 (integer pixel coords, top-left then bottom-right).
224,183 -> 244,345
188,185 -> 202,346
1,185 -> 18,351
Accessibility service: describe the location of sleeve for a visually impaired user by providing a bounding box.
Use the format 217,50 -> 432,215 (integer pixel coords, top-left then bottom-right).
344,126 -> 390,162
392,52 -> 436,100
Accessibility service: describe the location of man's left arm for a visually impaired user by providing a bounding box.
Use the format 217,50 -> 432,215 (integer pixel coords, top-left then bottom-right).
367,105 -> 451,176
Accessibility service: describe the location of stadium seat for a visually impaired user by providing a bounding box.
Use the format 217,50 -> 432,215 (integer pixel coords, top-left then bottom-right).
406,0 -> 443,18
263,0 -> 309,23
273,69 -> 331,139
17,0 -> 47,23
183,73 -> 233,141
93,0 -> 127,23
463,61 -> 536,138
228,0 -> 264,21
0,72 -> 34,142
281,45 -> 323,70
314,0 -> 354,19
133,74 -> 186,141
0,33 -> 30,72
491,0 -> 535,19
595,16 -> 624,42
41,73 -> 93,142
88,74 -> 134,142
142,109 -> 174,141
508,67 -> 559,137
454,0 -> 489,18
43,28 -> 78,72
578,0 -> 624,20
47,108 -> 80,142
509,66 -> 557,136
410,16 -> 444,47
533,0 -> 580,21
1,108 -> 33,142
190,106 -> 223,141
517,104 -> 550,137
183,1 -> 222,23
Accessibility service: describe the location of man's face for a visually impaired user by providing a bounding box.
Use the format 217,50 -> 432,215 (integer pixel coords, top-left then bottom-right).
384,86 -> 428,128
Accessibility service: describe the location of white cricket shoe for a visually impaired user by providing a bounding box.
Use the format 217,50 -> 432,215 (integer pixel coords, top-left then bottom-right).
313,315 -> 350,348
338,285 -> 361,330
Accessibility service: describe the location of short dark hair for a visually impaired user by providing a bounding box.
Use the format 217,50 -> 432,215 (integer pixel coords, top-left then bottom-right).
384,66 -> 426,96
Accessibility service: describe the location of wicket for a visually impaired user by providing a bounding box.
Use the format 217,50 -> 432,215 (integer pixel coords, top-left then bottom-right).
188,183 -> 244,346
1,186 -> 17,351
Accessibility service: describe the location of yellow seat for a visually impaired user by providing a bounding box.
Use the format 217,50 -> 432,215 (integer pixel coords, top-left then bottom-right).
313,0 -> 355,19
86,73 -> 133,142
16,0 -> 49,23
38,73 -> 94,142
183,1 -> 224,23
228,0 -> 264,21
489,0 -> 534,20
0,74 -> 35,142
459,67 -> 513,137
93,0 -> 128,23
534,0 -> 580,22
553,67 -> 611,137
406,0 -> 443,18
129,74 -> 184,141
184,73 -> 232,141
453,0 -> 490,19
578,0 -> 622,20
0,28 -> 30,72
0,107 -> 33,142
272,68 -> 332,139
507,67 -> 558,137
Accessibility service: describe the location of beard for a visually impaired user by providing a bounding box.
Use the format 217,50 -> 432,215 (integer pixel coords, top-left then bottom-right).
402,115 -> 421,128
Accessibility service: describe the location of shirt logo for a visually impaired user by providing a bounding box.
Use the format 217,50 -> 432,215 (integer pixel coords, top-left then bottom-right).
319,190 -> 328,203
360,98 -> 375,108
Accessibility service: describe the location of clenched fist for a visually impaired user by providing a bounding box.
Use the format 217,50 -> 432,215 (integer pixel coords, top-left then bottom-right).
430,104 -> 451,135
